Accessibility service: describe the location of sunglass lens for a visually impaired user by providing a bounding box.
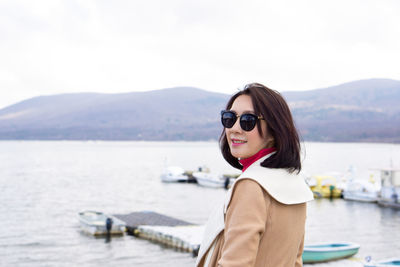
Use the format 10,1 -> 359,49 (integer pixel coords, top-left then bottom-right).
221,111 -> 236,128
240,114 -> 257,131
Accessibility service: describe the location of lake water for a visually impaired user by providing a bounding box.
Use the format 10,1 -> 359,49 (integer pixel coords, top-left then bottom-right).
0,141 -> 399,267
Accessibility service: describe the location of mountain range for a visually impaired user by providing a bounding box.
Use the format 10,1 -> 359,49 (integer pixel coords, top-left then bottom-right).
0,79 -> 399,142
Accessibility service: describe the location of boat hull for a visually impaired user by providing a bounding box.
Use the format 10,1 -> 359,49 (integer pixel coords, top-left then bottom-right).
161,174 -> 189,183
79,211 -> 126,236
364,258 -> 400,266
377,200 -> 400,209
160,166 -> 189,183
302,242 -> 360,263
193,172 -> 231,188
343,191 -> 378,202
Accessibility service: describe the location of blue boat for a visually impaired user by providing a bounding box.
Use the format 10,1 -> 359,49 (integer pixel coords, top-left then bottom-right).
364,258 -> 400,267
302,242 -> 360,263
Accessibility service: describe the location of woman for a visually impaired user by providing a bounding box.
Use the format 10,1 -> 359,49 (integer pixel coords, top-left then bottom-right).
196,83 -> 313,267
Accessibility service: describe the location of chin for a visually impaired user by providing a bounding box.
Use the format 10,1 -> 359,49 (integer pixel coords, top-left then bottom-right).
229,147 -> 244,159
230,152 -> 240,159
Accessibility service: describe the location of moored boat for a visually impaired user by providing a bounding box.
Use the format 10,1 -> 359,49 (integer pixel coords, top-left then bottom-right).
192,172 -> 233,189
343,179 -> 380,202
308,175 -> 343,198
302,242 -> 360,263
376,168 -> 400,209
78,210 -> 126,236
160,166 -> 190,183
364,258 -> 400,266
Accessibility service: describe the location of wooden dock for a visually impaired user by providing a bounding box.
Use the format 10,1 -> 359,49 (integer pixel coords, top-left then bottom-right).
113,211 -> 203,255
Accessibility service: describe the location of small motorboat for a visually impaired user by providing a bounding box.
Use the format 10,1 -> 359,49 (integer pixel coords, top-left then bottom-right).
78,210 -> 126,236
364,258 -> 400,266
302,242 -> 360,263
307,175 -> 343,198
376,168 -> 400,209
343,179 -> 380,202
192,172 -> 233,189
160,166 -> 189,183
342,167 -> 380,202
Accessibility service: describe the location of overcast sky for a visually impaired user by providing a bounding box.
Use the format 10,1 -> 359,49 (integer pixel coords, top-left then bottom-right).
0,0 -> 399,109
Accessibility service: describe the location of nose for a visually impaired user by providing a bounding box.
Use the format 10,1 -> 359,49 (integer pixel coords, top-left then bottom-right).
230,116 -> 242,132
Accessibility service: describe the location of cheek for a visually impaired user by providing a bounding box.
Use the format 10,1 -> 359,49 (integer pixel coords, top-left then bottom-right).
248,131 -> 263,145
225,129 -> 231,143
248,127 -> 269,148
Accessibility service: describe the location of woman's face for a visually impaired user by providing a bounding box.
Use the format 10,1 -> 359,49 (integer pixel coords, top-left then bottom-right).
226,94 -> 273,159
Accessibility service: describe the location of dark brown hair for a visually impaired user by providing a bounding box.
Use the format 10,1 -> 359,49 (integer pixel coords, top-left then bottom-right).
219,83 -> 301,173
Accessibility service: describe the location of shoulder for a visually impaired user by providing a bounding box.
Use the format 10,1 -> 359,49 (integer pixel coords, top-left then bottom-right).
234,178 -> 261,188
232,178 -> 263,194
236,164 -> 314,205
230,178 -> 271,203
224,177 -> 276,214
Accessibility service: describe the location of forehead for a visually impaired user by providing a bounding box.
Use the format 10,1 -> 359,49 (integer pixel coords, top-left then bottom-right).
230,94 -> 254,112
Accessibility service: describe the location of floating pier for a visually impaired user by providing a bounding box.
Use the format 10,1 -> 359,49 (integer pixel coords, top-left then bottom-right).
82,211 -> 363,262
113,211 -> 203,255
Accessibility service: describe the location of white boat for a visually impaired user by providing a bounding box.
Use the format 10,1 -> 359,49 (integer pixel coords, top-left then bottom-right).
78,211 -> 126,236
343,179 -> 380,202
377,168 -> 400,208
365,257 -> 400,266
192,172 -> 233,188
160,166 -> 189,183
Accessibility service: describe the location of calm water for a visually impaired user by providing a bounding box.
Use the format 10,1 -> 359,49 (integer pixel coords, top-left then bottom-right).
0,141 -> 399,267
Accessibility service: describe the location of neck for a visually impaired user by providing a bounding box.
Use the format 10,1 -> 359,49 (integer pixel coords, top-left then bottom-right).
239,147 -> 276,172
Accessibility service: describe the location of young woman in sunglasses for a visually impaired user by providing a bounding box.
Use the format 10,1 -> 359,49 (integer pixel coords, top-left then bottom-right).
196,83 -> 313,267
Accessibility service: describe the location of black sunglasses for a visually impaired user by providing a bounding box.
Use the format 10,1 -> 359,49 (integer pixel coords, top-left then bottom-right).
221,110 -> 264,131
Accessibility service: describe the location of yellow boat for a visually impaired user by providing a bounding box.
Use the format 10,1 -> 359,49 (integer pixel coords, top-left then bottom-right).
308,175 -> 342,198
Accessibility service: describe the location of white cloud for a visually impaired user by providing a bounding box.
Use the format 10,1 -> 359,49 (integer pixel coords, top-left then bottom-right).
0,0 -> 399,108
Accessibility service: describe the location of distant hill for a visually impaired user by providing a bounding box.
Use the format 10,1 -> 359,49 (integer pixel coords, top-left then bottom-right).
0,87 -> 229,140
282,79 -> 400,142
0,79 -> 399,142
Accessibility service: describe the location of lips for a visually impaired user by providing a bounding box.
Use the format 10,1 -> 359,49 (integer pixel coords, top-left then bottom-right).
231,138 -> 247,146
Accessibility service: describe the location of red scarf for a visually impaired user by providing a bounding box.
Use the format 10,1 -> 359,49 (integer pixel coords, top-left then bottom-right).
239,147 -> 276,172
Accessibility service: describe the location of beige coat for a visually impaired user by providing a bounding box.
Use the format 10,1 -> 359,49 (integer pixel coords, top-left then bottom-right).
196,155 -> 313,267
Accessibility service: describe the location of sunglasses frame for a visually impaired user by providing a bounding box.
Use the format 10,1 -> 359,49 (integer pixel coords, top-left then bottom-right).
220,110 -> 264,132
